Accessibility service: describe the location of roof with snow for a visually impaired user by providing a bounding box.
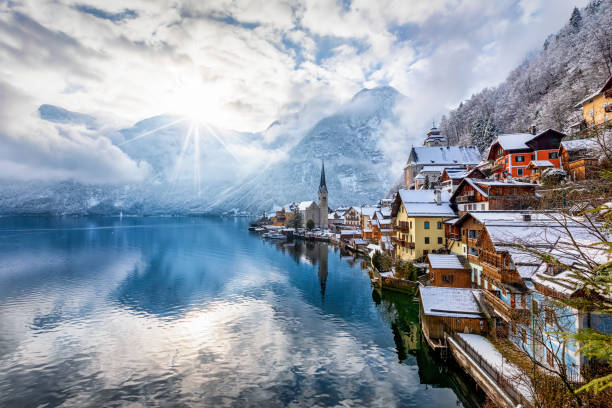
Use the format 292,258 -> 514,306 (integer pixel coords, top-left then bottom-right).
419,287 -> 484,318
560,138 -> 600,152
394,189 -> 456,217
528,160 -> 554,168
450,178 -> 535,201
427,254 -> 466,270
406,146 -> 482,167
297,201 -> 316,210
493,133 -> 533,151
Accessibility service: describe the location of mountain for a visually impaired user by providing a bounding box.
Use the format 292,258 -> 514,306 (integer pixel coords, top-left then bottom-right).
0,86 -> 407,215
212,86 -> 405,212
439,0 -> 612,151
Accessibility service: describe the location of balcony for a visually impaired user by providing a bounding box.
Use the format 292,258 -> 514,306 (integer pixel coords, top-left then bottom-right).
483,290 -> 530,323
392,236 -> 415,248
491,163 -> 505,173
394,222 -> 410,232
456,195 -> 476,203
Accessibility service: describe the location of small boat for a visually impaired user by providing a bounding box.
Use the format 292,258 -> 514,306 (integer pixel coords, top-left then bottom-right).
266,233 -> 286,240
248,226 -> 258,231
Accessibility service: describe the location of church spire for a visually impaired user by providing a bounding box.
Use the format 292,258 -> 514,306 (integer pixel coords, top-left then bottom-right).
319,160 -> 326,191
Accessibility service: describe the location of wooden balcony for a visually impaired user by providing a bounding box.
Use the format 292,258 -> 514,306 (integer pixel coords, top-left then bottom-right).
392,236 -> 415,248
456,195 -> 476,203
491,163 -> 505,173
483,290 -> 530,323
394,223 -> 410,232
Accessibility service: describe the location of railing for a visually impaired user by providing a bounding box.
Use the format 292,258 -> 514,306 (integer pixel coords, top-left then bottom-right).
456,195 -> 476,203
394,222 -> 410,232
444,324 -> 528,407
483,290 -> 529,323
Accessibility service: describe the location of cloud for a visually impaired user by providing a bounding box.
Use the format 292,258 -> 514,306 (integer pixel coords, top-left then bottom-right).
0,81 -> 150,184
0,0 -> 589,184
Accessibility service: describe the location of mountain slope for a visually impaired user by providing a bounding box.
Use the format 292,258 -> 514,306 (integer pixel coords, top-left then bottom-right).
213,86 -> 404,212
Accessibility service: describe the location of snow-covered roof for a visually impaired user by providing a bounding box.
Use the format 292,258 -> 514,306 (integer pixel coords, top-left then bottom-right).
380,208 -> 391,217
427,254 -> 466,269
420,165 -> 463,173
415,174 -> 425,180
297,201 -> 316,210
359,206 -> 378,218
529,160 -> 554,168
420,287 -> 484,318
493,133 -> 533,151
560,138 -> 600,152
397,189 -> 456,217
407,146 -> 482,167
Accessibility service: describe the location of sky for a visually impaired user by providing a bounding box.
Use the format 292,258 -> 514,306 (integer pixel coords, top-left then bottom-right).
0,0 -> 588,184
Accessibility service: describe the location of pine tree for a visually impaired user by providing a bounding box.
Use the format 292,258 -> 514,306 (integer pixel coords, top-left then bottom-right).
569,7 -> 583,31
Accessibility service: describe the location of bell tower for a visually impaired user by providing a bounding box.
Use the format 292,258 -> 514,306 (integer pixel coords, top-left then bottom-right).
318,161 -> 328,229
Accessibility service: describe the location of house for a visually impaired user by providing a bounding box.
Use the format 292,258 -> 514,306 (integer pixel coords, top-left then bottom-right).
342,207 -> 361,227
559,138 -> 601,181
391,189 -> 455,261
574,74 -> 612,130
439,167 -> 485,193
450,178 -> 537,213
427,254 -> 471,288
487,128 -> 565,180
359,206 -> 378,239
526,160 -> 554,183
419,286 -> 488,349
372,209 -> 393,250
403,130 -> 481,189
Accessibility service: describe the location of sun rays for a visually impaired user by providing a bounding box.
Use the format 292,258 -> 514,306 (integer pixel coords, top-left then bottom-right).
119,115 -> 241,197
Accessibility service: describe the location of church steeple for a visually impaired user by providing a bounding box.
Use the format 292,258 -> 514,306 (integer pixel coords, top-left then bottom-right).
318,160 -> 328,229
319,160 -> 327,193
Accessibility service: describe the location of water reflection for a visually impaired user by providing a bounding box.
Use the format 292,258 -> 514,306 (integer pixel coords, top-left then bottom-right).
0,217 -> 482,407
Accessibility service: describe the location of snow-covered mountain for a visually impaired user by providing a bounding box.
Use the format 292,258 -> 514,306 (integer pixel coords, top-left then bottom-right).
0,86 -> 408,215
212,86 -> 405,212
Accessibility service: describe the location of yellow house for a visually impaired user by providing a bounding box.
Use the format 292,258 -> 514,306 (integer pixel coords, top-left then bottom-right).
575,74 -> 612,129
391,189 -> 456,261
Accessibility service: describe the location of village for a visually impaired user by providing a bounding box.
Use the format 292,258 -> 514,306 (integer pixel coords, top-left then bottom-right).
251,75 -> 612,407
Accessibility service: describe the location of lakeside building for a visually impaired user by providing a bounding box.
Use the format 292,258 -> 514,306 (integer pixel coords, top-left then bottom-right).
419,286 -> 488,349
573,74 -> 612,131
559,138 -> 601,180
342,207 -> 361,227
487,128 -> 565,180
449,178 -> 537,213
391,189 -> 455,261
296,162 -> 329,229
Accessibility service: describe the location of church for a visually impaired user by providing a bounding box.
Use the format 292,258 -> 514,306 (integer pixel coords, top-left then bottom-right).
297,162 -> 329,229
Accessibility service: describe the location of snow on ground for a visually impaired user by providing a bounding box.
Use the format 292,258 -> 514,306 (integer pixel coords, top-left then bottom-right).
458,333 -> 533,403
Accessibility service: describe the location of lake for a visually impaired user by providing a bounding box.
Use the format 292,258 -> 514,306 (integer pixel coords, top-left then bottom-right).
0,217 -> 483,407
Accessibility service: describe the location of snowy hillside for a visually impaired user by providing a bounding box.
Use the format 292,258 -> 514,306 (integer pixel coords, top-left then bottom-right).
439,0 -> 612,151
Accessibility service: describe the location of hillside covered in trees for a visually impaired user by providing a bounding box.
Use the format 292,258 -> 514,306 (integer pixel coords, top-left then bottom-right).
439,0 -> 612,153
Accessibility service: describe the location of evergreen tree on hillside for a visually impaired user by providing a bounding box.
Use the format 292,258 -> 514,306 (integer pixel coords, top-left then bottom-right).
569,7 -> 583,31
471,116 -> 499,153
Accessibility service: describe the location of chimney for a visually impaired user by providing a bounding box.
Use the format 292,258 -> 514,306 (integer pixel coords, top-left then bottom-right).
529,125 -> 537,135
434,189 -> 441,205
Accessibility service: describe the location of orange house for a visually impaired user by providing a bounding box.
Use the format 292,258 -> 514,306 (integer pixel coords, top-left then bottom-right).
487,129 -> 565,180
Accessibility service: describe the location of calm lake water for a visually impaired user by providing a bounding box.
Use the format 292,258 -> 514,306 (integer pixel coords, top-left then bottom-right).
0,217 -> 483,407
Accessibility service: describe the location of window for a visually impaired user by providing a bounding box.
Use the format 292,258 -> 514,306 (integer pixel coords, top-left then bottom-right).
517,168 -> 523,176
549,152 -> 559,159
442,274 -> 454,283
498,148 -> 503,155
424,237 -> 430,244
437,237 -> 443,244
424,221 -> 430,229
437,221 -> 442,229
531,154 -> 535,160
515,155 -> 525,162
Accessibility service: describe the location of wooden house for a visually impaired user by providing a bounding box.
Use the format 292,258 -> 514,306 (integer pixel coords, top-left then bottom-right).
427,254 -> 471,288
487,129 -> 565,180
450,178 -> 537,213
559,139 -> 601,181
419,286 -> 487,349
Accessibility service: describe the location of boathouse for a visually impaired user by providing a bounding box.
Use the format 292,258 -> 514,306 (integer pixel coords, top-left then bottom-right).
419,286 -> 487,349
